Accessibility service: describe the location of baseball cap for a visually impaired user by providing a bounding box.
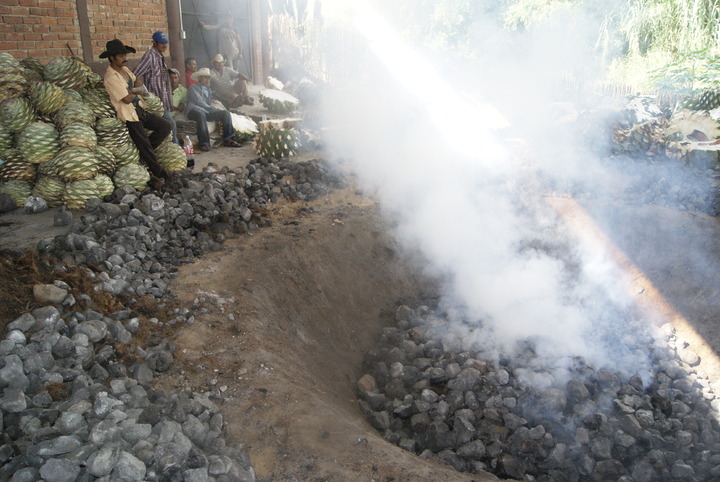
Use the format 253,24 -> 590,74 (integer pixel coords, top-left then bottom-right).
152,31 -> 169,44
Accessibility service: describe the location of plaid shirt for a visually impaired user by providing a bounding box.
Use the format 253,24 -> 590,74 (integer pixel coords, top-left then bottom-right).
134,47 -> 172,111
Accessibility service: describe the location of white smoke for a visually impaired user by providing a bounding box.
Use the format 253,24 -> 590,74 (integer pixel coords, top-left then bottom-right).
320,1 -> 660,383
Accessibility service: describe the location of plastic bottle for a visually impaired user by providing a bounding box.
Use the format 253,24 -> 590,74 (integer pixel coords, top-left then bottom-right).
183,135 -> 195,169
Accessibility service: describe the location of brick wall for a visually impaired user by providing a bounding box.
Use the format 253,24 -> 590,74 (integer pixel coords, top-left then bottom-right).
0,0 -> 82,60
87,0 -> 168,61
0,0 -> 168,64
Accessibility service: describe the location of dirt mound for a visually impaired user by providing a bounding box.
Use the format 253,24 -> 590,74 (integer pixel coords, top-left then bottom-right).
161,187 -> 498,481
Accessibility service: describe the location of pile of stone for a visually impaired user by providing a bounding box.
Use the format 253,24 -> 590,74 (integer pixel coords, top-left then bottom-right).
358,305 -> 720,481
0,303 -> 255,481
36,158 -> 344,300
0,156 -> 344,480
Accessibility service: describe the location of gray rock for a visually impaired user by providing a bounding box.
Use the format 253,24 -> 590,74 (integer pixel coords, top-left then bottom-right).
184,467 -> 210,482
53,207 -> 73,226
112,451 -> 146,481
4,330 -> 25,345
87,444 -> 121,477
33,435 -> 82,456
132,363 -> 154,383
75,320 -> 107,342
24,196 -> 48,214
7,313 -> 35,332
55,412 -> 87,435
8,467 -> 39,482
0,354 -> 28,390
1,388 -> 27,415
38,458 -> 80,482
31,306 -> 61,331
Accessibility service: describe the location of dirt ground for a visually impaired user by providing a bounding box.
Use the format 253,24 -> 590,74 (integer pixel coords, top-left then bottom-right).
160,187 -> 495,481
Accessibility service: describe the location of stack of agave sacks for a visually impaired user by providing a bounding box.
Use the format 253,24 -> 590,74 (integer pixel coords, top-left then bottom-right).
0,53 -> 187,210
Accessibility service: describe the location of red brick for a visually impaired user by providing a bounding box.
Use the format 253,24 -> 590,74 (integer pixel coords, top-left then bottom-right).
3,16 -> 24,23
11,6 -> 30,15
0,41 -> 19,49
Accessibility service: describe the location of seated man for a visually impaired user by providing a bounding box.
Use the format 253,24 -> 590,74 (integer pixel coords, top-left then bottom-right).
209,53 -> 253,108
185,68 -> 243,151
185,57 -> 197,87
101,38 -> 171,186
168,68 -> 187,118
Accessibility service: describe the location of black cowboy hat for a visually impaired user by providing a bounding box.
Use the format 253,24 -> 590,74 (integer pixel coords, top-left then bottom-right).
99,39 -> 136,59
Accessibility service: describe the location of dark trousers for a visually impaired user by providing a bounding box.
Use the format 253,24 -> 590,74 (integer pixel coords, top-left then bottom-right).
186,108 -> 234,148
126,106 -> 172,179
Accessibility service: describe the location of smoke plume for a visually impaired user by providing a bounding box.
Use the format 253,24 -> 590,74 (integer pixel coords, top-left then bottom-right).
320,1 -> 664,385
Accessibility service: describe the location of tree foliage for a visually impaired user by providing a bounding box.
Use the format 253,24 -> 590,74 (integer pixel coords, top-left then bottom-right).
377,0 -> 720,89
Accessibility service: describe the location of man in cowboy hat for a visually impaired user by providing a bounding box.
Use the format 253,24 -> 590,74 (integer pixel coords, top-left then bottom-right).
134,31 -> 178,144
185,67 -> 243,151
101,38 -> 172,187
210,53 -> 253,108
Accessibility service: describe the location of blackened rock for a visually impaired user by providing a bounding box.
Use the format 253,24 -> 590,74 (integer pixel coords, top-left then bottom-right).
0,193 -> 15,213
501,453 -> 527,479
595,459 -> 628,478
423,421 -> 452,452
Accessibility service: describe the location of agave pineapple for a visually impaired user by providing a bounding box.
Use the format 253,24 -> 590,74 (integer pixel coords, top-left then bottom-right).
142,93 -> 165,116
95,117 -> 130,150
0,97 -> 36,133
113,163 -> 150,190
683,89 -> 720,111
0,124 -> 12,151
81,87 -> 116,119
61,122 -> 97,150
0,149 -> 36,182
55,101 -> 95,129
17,121 -> 61,164
254,120 -> 300,159
63,179 -> 100,210
232,113 -> 258,144
259,89 -> 299,114
0,179 -> 32,206
155,138 -> 186,172
94,145 -> 117,175
32,175 -> 65,207
28,81 -> 67,115
44,56 -> 88,91
112,141 -> 141,167
52,146 -> 99,181
94,173 -> 115,198
0,53 -> 28,101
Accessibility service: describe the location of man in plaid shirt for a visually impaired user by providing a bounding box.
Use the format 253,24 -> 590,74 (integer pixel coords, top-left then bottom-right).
134,31 -> 178,144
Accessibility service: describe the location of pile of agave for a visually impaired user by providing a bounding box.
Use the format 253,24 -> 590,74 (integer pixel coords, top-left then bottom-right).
0,53 -> 187,211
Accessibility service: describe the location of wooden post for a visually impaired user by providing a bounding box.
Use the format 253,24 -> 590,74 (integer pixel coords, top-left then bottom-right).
251,0 -> 264,85
166,0 -> 186,79
75,0 -> 93,63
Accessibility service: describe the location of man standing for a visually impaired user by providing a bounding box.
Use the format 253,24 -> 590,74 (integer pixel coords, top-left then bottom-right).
134,31 -> 178,143
185,68 -> 243,151
209,53 -> 253,108
101,39 -> 171,187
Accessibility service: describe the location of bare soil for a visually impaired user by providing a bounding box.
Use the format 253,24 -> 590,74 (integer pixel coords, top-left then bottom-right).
159,187 -> 496,481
